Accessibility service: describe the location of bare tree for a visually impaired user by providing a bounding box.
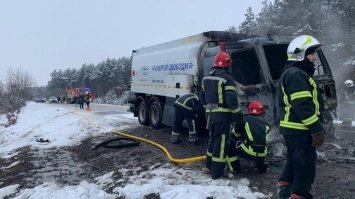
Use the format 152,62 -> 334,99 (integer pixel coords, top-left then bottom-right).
0,68 -> 36,114
0,80 -> 4,96
6,68 -> 36,100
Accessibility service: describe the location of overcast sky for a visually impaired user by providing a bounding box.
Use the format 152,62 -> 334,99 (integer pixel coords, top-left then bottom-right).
0,0 -> 266,86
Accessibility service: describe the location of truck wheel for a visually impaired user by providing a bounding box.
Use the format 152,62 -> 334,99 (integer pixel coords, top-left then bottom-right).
149,100 -> 163,129
137,101 -> 149,126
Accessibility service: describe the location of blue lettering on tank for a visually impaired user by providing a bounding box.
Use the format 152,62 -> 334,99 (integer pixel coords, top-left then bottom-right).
152,79 -> 164,83
151,62 -> 193,72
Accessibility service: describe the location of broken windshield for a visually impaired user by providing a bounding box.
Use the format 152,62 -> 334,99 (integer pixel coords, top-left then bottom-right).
263,44 -> 328,78
230,49 -> 261,85
263,44 -> 288,80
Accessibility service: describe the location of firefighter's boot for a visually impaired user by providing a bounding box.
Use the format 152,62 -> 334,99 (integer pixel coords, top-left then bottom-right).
188,132 -> 198,143
223,168 -> 235,179
255,158 -> 267,173
277,181 -> 291,199
170,132 -> 180,143
233,159 -> 241,174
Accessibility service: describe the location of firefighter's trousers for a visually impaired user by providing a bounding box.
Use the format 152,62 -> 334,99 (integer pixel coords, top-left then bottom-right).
172,106 -> 196,134
229,138 -> 266,173
206,122 -> 233,178
279,134 -> 316,197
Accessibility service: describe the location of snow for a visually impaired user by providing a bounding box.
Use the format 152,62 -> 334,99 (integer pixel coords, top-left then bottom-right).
328,42 -> 345,52
113,167 -> 266,199
12,182 -> 117,199
344,57 -> 355,66
0,102 -> 135,156
0,102 -> 87,155
333,119 -> 355,126
0,102 -> 267,199
0,114 -> 6,126
0,184 -> 19,199
2,151 -> 19,159
0,160 -> 20,169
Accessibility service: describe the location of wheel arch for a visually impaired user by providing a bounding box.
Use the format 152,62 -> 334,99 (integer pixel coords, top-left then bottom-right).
148,95 -> 165,107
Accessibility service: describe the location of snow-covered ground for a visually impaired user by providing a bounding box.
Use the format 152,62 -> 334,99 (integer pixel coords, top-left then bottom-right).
0,102 -> 267,199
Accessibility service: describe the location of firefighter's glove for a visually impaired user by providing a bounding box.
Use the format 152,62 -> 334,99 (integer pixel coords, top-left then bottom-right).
311,131 -> 325,147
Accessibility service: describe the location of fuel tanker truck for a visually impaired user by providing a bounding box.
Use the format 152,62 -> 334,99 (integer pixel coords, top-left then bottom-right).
129,31 -> 337,133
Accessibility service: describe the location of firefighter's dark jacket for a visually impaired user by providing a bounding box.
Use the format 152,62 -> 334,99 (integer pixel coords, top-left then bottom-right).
174,93 -> 203,114
278,62 -> 324,135
200,68 -> 243,124
232,114 -> 270,157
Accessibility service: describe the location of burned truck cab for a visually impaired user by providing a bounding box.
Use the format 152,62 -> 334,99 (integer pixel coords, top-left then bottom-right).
218,35 -> 337,129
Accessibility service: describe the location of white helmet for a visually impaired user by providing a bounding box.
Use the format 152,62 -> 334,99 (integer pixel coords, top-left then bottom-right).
345,79 -> 354,87
287,35 -> 322,61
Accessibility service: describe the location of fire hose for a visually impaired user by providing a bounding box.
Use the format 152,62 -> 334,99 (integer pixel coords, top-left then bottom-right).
112,130 -> 206,164
74,111 -> 206,164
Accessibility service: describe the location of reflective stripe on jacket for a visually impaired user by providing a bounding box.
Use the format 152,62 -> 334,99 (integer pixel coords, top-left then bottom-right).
278,65 -> 324,135
233,115 -> 270,157
174,93 -> 201,112
200,69 -> 242,123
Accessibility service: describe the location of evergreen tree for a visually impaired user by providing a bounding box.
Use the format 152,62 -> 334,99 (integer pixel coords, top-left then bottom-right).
238,7 -> 257,35
237,0 -> 355,84
47,57 -> 132,98
226,26 -> 238,33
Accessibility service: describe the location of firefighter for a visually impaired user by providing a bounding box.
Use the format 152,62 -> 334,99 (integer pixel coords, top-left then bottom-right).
170,93 -> 204,144
277,35 -> 325,199
85,92 -> 92,111
200,51 -> 243,179
229,100 -> 270,174
344,79 -> 355,100
77,94 -> 85,110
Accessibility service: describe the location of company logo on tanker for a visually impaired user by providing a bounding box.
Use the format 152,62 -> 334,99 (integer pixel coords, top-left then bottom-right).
151,62 -> 193,72
141,66 -> 150,75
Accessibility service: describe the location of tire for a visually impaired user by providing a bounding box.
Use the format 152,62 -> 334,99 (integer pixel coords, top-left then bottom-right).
137,101 -> 149,126
149,99 -> 164,129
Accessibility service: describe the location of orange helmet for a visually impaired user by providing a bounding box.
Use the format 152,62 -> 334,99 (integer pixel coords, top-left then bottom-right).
248,100 -> 265,115
214,51 -> 231,68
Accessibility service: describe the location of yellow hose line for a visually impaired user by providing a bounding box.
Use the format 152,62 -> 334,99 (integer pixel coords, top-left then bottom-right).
72,110 -> 205,164
112,130 -> 206,164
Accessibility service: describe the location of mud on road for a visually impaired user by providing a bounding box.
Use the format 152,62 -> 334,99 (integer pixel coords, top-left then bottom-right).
1,126 -> 355,198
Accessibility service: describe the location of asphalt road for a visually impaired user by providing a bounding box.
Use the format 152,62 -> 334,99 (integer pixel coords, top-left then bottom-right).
88,103 -> 131,114
54,102 -> 131,115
